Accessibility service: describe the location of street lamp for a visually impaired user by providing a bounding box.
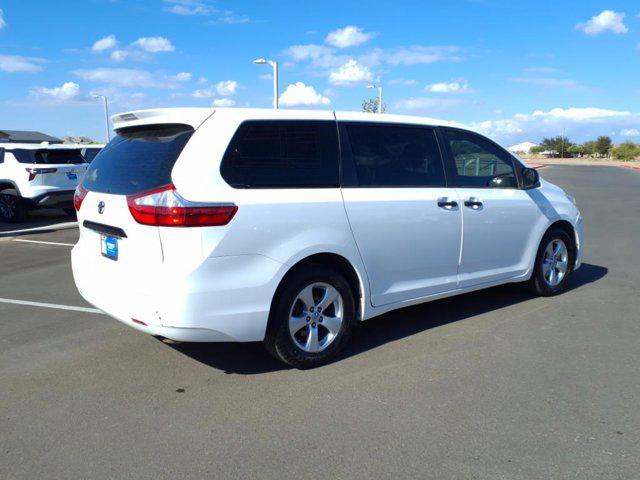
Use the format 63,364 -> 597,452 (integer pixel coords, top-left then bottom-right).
92,94 -> 111,142
253,58 -> 278,109
367,84 -> 383,114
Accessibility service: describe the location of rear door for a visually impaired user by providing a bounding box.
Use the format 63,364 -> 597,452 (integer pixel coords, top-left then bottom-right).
77,124 -> 195,272
440,128 -> 539,287
338,120 -> 462,307
14,149 -> 87,190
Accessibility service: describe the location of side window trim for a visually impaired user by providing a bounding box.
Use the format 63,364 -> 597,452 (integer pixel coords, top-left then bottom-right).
337,121 -> 448,189
440,127 -> 522,190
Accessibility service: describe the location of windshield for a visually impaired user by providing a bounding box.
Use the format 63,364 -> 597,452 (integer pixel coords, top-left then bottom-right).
13,149 -> 86,165
82,148 -> 102,163
82,124 -> 194,195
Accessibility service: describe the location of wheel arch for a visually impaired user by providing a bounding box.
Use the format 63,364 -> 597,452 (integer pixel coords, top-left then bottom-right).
0,180 -> 20,195
265,252 -> 366,341
542,219 -> 578,270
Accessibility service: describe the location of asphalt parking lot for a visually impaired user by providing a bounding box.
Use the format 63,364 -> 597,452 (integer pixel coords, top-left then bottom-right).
1,165 -> 638,479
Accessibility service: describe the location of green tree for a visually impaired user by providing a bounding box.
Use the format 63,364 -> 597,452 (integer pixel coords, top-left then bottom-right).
362,98 -> 387,114
540,136 -> 574,157
568,144 -> 585,157
530,145 -> 546,154
611,142 -> 640,161
595,136 -> 613,157
582,141 -> 597,156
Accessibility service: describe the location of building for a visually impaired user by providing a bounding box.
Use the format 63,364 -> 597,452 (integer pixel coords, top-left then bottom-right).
0,130 -> 63,144
507,141 -> 538,154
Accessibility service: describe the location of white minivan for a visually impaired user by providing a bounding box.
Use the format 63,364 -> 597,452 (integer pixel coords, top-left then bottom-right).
72,108 -> 583,368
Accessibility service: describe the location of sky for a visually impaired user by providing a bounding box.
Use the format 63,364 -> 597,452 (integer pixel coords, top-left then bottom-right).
0,0 -> 639,146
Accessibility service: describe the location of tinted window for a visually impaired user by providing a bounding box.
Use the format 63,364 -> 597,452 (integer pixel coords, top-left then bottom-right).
83,124 -> 194,195
345,124 -> 445,187
82,147 -> 102,163
221,121 -> 339,188
444,130 -> 518,188
12,149 -> 86,165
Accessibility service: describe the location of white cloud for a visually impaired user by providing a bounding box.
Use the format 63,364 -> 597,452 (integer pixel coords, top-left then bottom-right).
74,68 -> 181,88
385,45 -> 461,65
621,128 -> 640,137
92,35 -> 117,52
192,80 -> 238,98
325,25 -> 376,48
110,50 -> 129,62
279,82 -> 330,106
0,54 -> 45,73
472,107 -> 640,144
212,98 -> 235,107
163,0 -> 249,23
426,80 -> 472,94
286,44 -> 334,61
389,78 -> 418,86
0,9 -> 7,30
132,36 -> 175,53
30,81 -> 81,103
509,76 -> 582,89
198,76 -> 208,84
259,73 -> 273,81
329,59 -> 373,85
577,10 -> 628,35
169,71 -> 192,82
395,97 -> 463,112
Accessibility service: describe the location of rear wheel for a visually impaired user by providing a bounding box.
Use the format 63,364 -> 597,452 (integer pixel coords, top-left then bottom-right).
265,265 -> 356,369
0,189 -> 26,223
529,228 -> 573,296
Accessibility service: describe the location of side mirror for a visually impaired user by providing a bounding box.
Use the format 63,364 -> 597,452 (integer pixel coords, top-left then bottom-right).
521,167 -> 540,189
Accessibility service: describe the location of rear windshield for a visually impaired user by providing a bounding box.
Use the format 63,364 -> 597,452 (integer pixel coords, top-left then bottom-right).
82,124 -> 194,195
12,149 -> 86,165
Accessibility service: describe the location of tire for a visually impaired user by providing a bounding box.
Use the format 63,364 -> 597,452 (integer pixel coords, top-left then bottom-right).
63,208 -> 76,217
529,228 -> 574,296
264,265 -> 356,369
0,189 -> 27,223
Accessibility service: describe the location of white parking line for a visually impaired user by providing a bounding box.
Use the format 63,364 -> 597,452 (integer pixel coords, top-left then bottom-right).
12,239 -> 75,247
0,298 -> 104,314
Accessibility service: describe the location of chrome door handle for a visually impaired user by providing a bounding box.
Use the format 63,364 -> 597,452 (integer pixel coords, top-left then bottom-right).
437,197 -> 458,208
464,197 -> 483,208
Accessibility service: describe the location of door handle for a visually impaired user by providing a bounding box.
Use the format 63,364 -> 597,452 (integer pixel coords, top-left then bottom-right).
464,197 -> 483,208
437,198 -> 458,208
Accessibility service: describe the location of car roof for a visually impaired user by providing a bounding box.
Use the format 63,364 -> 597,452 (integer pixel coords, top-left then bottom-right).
110,107 -> 473,133
0,142 -> 85,151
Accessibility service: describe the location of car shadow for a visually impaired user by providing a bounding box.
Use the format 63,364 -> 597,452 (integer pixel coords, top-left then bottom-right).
0,208 -> 75,237
163,263 -> 607,375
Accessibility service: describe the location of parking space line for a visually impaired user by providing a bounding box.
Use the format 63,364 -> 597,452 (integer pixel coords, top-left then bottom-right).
0,298 -> 104,314
12,239 -> 75,247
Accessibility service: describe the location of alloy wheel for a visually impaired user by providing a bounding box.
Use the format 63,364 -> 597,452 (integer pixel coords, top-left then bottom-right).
542,238 -> 569,287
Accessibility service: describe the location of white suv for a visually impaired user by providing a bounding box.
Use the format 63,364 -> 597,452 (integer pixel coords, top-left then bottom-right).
71,108 -> 584,368
0,143 -> 88,222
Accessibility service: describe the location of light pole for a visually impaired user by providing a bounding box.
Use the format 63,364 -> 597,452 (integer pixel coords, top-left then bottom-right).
92,94 -> 111,142
367,84 -> 383,114
253,58 -> 278,109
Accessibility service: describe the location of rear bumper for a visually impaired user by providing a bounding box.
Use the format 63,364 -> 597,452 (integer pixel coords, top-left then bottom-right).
71,243 -> 286,342
25,190 -> 75,208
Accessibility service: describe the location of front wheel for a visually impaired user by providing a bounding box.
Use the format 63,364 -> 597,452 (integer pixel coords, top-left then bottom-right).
529,228 -> 573,296
265,265 -> 356,369
0,190 -> 27,223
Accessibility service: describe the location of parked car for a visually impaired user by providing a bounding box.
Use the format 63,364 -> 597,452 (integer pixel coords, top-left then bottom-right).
0,143 -> 88,222
71,108 -> 584,368
80,145 -> 104,163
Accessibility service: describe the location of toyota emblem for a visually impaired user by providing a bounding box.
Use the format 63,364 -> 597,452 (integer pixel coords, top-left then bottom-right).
97,201 -> 105,214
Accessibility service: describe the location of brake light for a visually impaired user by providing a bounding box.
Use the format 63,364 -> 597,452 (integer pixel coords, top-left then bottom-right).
73,183 -> 88,211
26,167 -> 57,181
126,184 -> 237,227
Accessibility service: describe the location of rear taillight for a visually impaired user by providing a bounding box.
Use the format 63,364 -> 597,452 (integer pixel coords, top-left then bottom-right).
126,184 -> 237,227
73,184 -> 88,211
26,167 -> 57,181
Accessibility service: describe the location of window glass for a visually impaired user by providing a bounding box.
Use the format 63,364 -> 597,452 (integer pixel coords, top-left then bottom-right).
83,124 -> 194,195
221,121 -> 339,188
444,130 -> 518,188
13,149 -> 86,165
345,124 -> 445,187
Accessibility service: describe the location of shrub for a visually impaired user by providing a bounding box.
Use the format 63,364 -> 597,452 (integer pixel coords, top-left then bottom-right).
611,142 -> 640,161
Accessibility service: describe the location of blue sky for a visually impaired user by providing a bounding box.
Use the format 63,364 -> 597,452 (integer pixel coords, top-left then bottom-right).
0,0 -> 639,145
